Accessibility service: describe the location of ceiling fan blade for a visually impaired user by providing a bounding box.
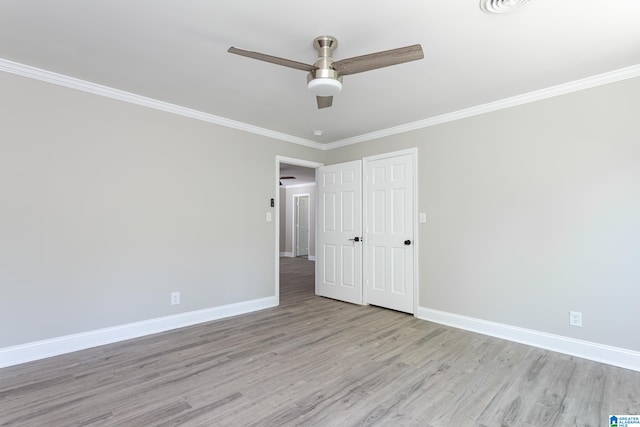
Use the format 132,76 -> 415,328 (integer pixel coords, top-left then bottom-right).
332,44 -> 424,76
228,47 -> 317,72
316,96 -> 333,109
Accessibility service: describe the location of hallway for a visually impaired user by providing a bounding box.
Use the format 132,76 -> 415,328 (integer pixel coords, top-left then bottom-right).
279,256 -> 315,307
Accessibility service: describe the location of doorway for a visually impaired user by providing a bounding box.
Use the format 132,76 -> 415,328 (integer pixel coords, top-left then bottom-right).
275,156 -> 323,305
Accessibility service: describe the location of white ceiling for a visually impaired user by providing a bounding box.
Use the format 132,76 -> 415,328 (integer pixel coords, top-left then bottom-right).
1,1 -> 640,145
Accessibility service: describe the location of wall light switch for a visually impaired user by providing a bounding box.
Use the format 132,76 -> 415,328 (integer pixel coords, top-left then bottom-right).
266,212 -> 272,222
419,212 -> 427,223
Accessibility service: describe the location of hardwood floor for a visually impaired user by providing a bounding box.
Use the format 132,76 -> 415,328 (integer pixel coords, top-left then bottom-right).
1,256 -> 639,426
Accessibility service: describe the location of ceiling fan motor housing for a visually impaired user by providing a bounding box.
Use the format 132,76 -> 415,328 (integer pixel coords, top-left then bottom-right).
307,35 -> 343,96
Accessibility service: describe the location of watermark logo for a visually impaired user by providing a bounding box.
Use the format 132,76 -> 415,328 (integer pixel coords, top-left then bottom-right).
610,415 -> 640,427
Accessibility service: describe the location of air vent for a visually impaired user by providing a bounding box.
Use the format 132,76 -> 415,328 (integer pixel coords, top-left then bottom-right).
480,0 -> 531,14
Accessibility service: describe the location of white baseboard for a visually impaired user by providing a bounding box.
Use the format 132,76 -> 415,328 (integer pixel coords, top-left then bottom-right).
416,307 -> 640,372
0,296 -> 278,369
308,255 -> 316,261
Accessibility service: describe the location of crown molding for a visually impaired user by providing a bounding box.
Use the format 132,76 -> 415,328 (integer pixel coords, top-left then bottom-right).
2,58 -> 639,152
0,58 -> 325,151
324,64 -> 640,150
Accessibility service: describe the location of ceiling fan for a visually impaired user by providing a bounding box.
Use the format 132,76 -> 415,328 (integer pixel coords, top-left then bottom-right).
279,176 -> 296,185
228,36 -> 424,109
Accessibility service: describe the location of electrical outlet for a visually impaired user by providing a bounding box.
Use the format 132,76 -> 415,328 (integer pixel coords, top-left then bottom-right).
171,291 -> 181,305
569,311 -> 582,327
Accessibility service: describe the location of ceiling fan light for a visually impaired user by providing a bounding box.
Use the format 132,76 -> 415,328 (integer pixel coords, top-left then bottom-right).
307,78 -> 342,97
480,0 -> 531,14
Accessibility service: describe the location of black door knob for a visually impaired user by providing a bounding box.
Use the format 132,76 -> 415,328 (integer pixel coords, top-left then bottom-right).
404,240 -> 412,246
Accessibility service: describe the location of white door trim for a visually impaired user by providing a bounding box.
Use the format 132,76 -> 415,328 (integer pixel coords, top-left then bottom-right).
275,156 -> 323,306
362,148 -> 419,314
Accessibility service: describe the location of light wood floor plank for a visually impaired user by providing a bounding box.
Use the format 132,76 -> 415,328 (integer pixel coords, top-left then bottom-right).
1,256 -> 639,426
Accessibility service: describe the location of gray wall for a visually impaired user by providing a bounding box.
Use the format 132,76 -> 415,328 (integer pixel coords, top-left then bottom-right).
326,77 -> 640,352
0,71 -> 323,347
2,67 -> 639,355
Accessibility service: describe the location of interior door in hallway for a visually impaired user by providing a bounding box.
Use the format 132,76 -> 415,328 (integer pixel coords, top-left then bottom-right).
316,161 -> 363,305
365,153 -> 415,313
295,194 -> 309,256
